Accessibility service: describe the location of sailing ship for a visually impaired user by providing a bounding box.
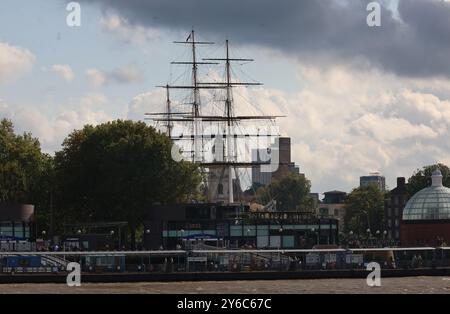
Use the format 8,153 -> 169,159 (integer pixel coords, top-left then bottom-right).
146,30 -> 282,204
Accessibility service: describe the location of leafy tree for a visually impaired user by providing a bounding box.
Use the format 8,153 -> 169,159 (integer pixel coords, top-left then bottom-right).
344,185 -> 385,235
54,120 -> 202,247
0,119 -> 48,202
257,173 -> 312,211
407,163 -> 450,196
0,118 -> 53,236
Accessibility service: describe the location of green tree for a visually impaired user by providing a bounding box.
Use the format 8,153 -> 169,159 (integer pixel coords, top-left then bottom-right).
0,118 -> 53,236
0,118 -> 49,203
257,173 -> 312,211
344,185 -> 385,235
407,163 -> 450,196
54,120 -> 202,247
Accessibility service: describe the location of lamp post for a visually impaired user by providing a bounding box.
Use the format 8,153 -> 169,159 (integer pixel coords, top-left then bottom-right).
366,228 -> 371,247
376,230 -> 381,247
179,229 -> 185,248
278,227 -> 283,249
311,228 -> 319,246
278,227 -> 283,270
143,229 -> 150,250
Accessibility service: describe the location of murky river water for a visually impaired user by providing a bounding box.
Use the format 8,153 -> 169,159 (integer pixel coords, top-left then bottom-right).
1,277 -> 450,294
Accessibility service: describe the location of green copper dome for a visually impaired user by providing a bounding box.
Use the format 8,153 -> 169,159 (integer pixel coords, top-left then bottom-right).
403,170 -> 450,221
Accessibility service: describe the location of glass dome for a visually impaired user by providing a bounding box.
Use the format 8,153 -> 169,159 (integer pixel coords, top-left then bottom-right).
403,170 -> 450,221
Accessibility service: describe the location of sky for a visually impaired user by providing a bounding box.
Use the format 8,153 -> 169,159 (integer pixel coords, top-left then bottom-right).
1,0 -> 450,195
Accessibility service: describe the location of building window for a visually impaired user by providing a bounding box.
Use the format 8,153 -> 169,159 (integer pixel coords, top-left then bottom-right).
218,184 -> 224,195
0,222 -> 13,237
394,197 -> 399,205
14,222 -> 24,238
319,208 -> 328,216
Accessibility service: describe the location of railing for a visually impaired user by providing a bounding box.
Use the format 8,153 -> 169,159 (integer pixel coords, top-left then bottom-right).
0,248 -> 448,274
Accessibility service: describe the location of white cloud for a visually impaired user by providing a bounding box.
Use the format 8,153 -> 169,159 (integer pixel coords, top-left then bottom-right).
123,63 -> 450,193
127,89 -> 165,121
80,93 -> 108,107
100,14 -> 160,45
51,64 -> 75,82
86,65 -> 144,88
0,42 -> 35,83
288,66 -> 450,192
86,68 -> 107,88
0,97 -> 112,153
110,66 -> 143,84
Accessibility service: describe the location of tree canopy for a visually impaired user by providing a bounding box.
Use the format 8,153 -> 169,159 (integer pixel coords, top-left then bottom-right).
344,184 -> 385,235
54,120 -> 202,242
407,163 -> 450,196
0,118 -> 51,204
257,173 -> 312,211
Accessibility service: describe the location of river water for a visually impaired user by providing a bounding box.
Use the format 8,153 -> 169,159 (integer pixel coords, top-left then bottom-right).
1,277 -> 450,294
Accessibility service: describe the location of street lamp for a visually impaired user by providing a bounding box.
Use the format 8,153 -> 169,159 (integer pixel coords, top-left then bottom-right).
278,227 -> 283,249
179,229 -> 185,248
41,230 -> 47,244
383,230 -> 388,246
311,228 -> 319,246
366,228 -> 371,247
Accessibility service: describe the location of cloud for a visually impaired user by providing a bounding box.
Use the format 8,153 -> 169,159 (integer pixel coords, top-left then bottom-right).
80,93 -> 108,107
0,97 -> 112,153
126,89 -> 165,121
80,0 -> 450,78
0,42 -> 35,83
109,66 -> 144,84
86,65 -> 144,88
86,69 -> 106,88
221,63 -> 450,192
100,14 -> 160,45
51,64 -> 75,82
125,63 -> 450,192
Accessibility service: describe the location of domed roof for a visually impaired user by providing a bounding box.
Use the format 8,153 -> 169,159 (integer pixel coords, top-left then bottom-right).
403,169 -> 450,221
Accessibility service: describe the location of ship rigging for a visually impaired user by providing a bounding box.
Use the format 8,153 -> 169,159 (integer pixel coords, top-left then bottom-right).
146,30 -> 283,204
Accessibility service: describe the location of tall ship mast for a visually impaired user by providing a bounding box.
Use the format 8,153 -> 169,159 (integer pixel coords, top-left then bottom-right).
146,30 -> 282,204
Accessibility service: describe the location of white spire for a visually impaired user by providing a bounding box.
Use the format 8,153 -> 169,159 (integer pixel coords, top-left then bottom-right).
431,169 -> 443,187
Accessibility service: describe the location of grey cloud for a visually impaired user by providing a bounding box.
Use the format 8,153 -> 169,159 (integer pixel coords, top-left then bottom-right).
77,0 -> 450,78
